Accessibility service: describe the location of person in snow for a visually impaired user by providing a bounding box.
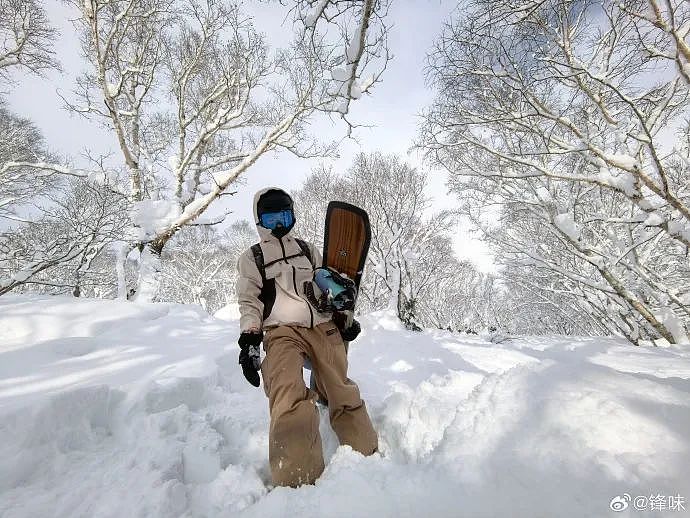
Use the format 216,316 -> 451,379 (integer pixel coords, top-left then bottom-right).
236,187 -> 378,487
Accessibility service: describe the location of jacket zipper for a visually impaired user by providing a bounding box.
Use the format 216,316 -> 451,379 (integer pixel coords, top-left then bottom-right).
291,264 -> 314,328
277,236 -> 315,328
278,236 -> 288,263
306,288 -> 314,328
284,235 -> 314,328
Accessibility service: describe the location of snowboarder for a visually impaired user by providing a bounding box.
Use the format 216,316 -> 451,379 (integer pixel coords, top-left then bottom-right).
236,187 -> 378,487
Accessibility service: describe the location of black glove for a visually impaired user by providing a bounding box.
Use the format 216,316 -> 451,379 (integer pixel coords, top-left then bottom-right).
339,318 -> 361,342
238,331 -> 263,387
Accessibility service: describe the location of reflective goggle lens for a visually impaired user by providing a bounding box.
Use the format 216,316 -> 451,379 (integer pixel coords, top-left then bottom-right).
260,209 -> 294,230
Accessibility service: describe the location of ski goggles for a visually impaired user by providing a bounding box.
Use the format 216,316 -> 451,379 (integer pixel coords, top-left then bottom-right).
259,209 -> 294,230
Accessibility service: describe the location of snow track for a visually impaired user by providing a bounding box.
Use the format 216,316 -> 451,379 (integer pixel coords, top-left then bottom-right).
1,296 -> 689,517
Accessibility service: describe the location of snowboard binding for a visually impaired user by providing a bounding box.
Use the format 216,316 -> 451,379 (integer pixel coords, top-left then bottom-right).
305,267 -> 357,313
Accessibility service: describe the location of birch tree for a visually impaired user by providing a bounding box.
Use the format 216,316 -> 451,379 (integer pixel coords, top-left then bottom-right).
420,0 -> 690,344
157,220 -> 255,312
0,102 -> 106,295
0,0 -> 64,223
1,178 -> 128,296
291,164 -> 348,247
0,0 -> 103,295
63,0 -> 390,301
292,152 -> 481,330
0,0 -> 58,80
0,103 -> 57,223
0,1 -> 110,295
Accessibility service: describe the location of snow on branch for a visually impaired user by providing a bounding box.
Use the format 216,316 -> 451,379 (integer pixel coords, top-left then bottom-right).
61,0 -> 391,300
0,0 -> 59,79
0,161 -> 87,179
293,0 -> 391,133
419,0 -> 690,343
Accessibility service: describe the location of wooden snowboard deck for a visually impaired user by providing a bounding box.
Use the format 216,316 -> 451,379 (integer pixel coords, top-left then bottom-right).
322,202 -> 371,287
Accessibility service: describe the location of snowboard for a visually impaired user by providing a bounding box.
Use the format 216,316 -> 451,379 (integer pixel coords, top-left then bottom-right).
306,201 -> 371,398
321,201 -> 371,291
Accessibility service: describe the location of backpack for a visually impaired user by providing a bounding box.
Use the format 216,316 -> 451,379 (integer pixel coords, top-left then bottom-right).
250,238 -> 314,320
250,238 -> 314,282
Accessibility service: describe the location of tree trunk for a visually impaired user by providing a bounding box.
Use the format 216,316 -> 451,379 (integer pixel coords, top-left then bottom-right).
115,243 -> 129,300
598,267 -> 678,344
133,244 -> 163,302
132,236 -> 170,303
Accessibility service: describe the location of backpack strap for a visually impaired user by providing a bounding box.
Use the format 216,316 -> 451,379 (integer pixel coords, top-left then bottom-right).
250,243 -> 266,282
250,243 -> 274,321
295,238 -> 313,268
251,239 -> 313,280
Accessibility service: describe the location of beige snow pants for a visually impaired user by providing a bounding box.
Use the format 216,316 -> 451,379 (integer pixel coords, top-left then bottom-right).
261,321 -> 378,487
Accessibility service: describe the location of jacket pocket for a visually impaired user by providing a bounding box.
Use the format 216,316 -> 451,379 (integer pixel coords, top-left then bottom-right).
324,324 -> 344,346
294,266 -> 313,293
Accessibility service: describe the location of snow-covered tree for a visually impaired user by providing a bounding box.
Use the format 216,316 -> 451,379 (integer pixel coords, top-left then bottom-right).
157,220 -> 255,313
1,178 -> 128,296
0,0 -> 59,79
344,152 -> 433,328
416,258 -> 489,332
0,1 -> 108,295
0,103 -> 58,223
62,0 -> 391,301
0,0 -> 68,225
420,0 -> 690,344
293,152 -> 487,330
0,100 -> 111,296
291,164 -> 348,247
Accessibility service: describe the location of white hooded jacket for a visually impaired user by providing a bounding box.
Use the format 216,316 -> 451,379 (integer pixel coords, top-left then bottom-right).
236,188 -> 332,332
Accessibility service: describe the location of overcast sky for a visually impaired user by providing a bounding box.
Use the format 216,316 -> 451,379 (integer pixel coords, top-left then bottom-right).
6,0 -> 493,271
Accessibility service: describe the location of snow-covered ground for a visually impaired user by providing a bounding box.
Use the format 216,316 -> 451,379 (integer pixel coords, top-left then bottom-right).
1,295 -> 689,518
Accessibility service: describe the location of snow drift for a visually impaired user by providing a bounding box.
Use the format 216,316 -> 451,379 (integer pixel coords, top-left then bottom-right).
1,295 -> 689,517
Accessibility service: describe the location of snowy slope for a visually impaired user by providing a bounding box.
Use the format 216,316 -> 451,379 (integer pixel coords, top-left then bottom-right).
1,295 -> 689,518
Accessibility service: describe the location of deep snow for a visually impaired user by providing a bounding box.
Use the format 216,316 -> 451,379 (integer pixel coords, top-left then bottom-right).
1,295 -> 689,517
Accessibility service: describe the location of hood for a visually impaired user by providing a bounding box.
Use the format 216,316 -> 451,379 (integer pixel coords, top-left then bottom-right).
253,187 -> 295,241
